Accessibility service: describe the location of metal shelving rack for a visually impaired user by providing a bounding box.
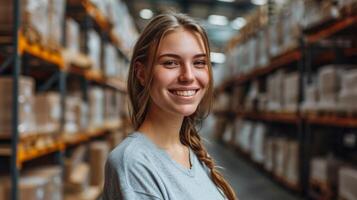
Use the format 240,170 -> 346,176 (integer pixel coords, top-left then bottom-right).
215,11 -> 357,199
0,0 -> 130,199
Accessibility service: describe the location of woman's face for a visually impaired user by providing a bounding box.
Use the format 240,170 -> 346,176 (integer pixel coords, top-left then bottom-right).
148,28 -> 210,117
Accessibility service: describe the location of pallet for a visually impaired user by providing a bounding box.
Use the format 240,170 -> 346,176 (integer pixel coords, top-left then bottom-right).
309,179 -> 335,200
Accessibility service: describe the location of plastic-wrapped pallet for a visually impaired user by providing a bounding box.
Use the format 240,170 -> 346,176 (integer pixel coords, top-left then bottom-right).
1,176 -> 49,200
25,166 -> 63,200
222,122 -> 234,144
283,72 -> 299,112
34,92 -> 61,134
89,87 -> 104,129
256,29 -> 269,67
0,76 -> 35,137
65,18 -> 80,53
317,65 -> 340,111
237,121 -> 254,153
285,140 -> 299,185
47,0 -> 65,50
310,156 -> 343,186
0,0 -> 49,44
338,68 -> 357,112
65,163 -> 90,193
233,119 -> 243,146
251,123 -> 266,164
300,0 -> 337,29
338,167 -> 357,200
267,71 -> 284,112
89,141 -> 109,186
264,137 -> 275,172
245,81 -> 259,111
301,83 -> 318,112
88,30 -> 102,71
274,138 -> 289,177
104,43 -> 119,77
65,96 -> 82,133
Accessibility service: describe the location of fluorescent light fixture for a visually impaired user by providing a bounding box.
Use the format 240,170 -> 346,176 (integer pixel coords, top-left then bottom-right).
251,0 -> 267,5
208,15 -> 228,26
231,17 -> 246,30
217,0 -> 235,2
210,52 -> 226,64
140,9 -> 153,19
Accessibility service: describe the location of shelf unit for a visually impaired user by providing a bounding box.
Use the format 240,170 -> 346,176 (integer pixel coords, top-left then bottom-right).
215,11 -> 357,198
0,1 -> 132,199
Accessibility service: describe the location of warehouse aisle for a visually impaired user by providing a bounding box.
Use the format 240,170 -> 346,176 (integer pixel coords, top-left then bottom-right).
201,117 -> 302,200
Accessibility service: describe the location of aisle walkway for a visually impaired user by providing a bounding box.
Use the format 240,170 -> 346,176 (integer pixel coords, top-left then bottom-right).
201,116 -> 303,200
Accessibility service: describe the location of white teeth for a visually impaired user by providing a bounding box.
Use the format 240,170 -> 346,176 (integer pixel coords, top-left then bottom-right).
172,90 -> 197,97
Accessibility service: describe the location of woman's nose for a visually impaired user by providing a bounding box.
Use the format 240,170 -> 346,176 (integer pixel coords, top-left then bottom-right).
178,63 -> 194,83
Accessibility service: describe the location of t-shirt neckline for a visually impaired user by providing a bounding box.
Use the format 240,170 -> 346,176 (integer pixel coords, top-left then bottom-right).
133,131 -> 196,177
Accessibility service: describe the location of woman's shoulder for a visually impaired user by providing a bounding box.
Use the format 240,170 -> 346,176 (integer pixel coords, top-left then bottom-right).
107,132 -> 155,169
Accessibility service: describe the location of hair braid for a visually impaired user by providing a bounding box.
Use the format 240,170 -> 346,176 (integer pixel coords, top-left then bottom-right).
180,117 -> 238,200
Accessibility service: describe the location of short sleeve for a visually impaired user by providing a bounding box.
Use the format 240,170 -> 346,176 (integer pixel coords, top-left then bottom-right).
102,156 -> 164,200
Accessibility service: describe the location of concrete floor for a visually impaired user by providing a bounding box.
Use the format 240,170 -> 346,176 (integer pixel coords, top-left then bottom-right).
201,116 -> 304,200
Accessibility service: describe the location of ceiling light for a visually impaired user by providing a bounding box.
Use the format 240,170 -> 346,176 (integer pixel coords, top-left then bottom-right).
208,15 -> 228,26
217,0 -> 235,2
140,9 -> 153,19
251,0 -> 267,5
231,17 -> 246,30
210,52 -> 226,64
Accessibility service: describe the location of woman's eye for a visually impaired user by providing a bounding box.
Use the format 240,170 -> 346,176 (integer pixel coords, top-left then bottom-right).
193,60 -> 207,68
162,60 -> 179,68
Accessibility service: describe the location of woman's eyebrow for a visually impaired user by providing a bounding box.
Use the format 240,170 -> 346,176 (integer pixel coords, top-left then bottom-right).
158,53 -> 207,59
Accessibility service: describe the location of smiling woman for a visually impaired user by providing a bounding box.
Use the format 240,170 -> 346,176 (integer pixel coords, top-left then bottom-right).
103,12 -> 237,200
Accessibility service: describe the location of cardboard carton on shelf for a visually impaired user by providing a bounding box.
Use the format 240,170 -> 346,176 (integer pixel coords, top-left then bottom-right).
283,72 -> 300,112
264,137 -> 275,172
274,138 -> 289,178
317,65 -> 340,112
87,30 -> 101,72
310,156 -> 343,187
285,140 -> 299,186
25,166 -> 63,200
251,123 -> 266,164
338,68 -> 357,112
0,76 -> 36,137
1,175 -> 49,200
89,141 -> 109,187
339,167 -> 357,200
301,84 -> 318,113
0,0 -> 49,44
47,0 -> 65,51
34,92 -> 61,134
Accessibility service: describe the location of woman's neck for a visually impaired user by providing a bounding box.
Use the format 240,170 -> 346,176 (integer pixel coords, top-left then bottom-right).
138,105 -> 184,150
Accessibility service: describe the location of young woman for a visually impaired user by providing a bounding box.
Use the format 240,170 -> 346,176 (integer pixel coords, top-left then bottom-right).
103,13 -> 237,200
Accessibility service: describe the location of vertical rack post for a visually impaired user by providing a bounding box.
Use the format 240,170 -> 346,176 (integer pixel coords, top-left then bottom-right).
11,0 -> 21,199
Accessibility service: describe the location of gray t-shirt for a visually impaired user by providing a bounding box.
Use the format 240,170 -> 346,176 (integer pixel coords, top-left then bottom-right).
103,132 -> 227,200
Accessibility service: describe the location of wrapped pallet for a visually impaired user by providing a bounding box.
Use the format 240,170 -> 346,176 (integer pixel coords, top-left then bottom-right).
65,163 -> 90,193
88,30 -> 102,71
103,43 -> 119,77
89,87 -> 104,129
251,123 -> 266,164
317,65 -> 340,111
310,156 -> 343,186
89,141 -> 109,186
34,92 -> 61,134
222,121 -> 234,144
0,76 -> 35,137
285,140 -> 299,185
64,96 -> 82,133
65,18 -> 80,53
0,0 -> 48,44
264,137 -> 275,172
25,166 -> 63,200
283,72 -> 299,112
1,176 -> 49,200
338,68 -> 357,112
274,138 -> 289,177
237,121 -> 254,153
267,71 -> 284,112
47,0 -> 65,50
301,84 -> 318,112
338,167 -> 357,200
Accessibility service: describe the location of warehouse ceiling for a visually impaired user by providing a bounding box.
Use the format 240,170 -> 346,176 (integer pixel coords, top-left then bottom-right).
123,0 -> 259,51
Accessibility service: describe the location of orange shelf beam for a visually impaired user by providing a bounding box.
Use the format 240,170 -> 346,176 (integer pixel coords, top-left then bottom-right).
306,15 -> 357,44
305,114 -> 357,128
82,0 -> 112,32
18,33 -> 65,69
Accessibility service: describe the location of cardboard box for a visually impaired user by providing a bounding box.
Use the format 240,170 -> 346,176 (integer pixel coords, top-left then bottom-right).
251,123 -> 266,164
89,141 -> 109,186
339,167 -> 357,200
283,72 -> 299,112
34,92 -> 61,134
88,30 -> 101,71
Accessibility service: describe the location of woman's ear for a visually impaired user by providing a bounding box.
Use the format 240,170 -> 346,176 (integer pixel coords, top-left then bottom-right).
135,61 -> 146,86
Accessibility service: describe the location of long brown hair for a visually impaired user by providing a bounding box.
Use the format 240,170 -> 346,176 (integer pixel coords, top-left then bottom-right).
127,12 -> 237,200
